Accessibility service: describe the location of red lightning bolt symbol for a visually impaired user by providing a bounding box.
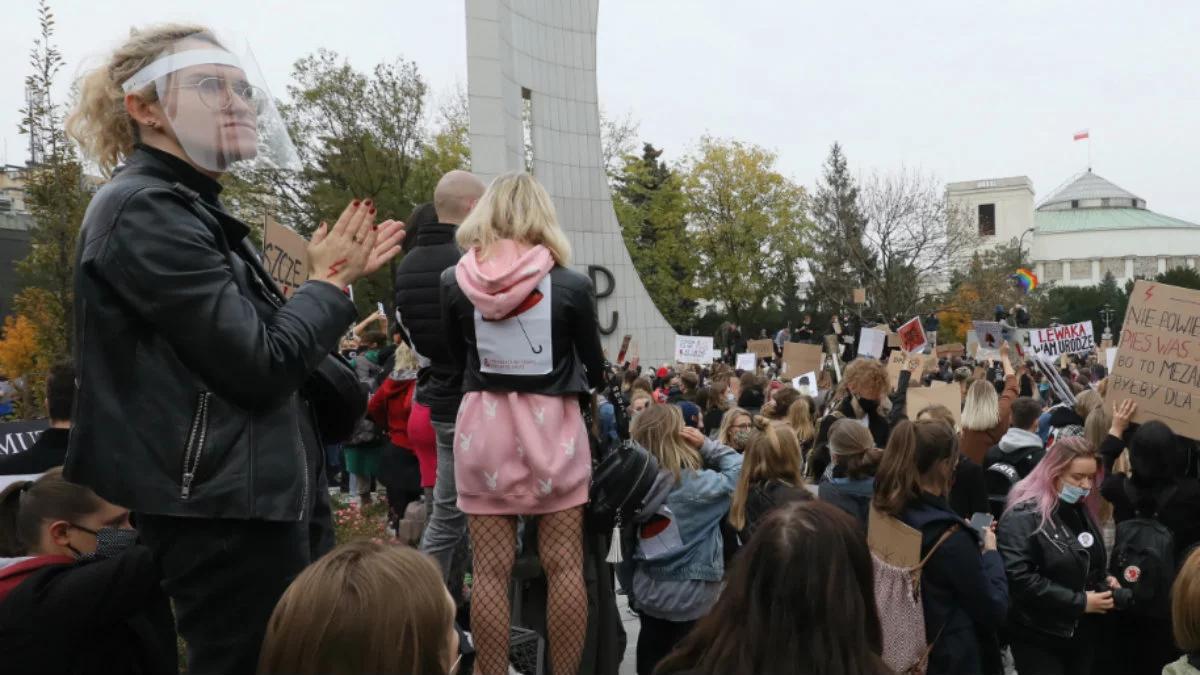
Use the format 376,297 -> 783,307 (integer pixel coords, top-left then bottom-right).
1145,285 -> 1156,302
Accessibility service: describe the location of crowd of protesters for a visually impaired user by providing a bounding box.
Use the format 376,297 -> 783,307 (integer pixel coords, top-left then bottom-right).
3,19 -> 1200,675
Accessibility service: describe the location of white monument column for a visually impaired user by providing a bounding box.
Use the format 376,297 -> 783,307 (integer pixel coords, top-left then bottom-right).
465,0 -> 678,365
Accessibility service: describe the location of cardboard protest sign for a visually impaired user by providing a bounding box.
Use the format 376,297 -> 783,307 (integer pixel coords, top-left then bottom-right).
907,383 -> 963,426
966,330 -> 979,357
898,317 -> 928,354
736,353 -> 757,371
853,288 -> 867,305
747,339 -> 775,359
936,343 -> 966,358
0,419 -> 47,457
782,342 -> 823,377
1106,280 -> 1200,439
858,328 -> 887,360
1029,322 -> 1096,359
887,352 -> 929,390
262,217 -> 309,298
972,321 -> 1005,359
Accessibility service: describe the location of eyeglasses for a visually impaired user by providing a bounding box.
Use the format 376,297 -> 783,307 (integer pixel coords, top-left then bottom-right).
172,76 -> 264,112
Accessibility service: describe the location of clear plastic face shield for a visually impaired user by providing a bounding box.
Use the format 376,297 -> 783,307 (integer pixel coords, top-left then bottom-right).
121,33 -> 299,173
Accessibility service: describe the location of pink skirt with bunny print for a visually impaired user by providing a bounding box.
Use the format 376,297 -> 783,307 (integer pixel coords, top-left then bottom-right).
453,391 -> 591,515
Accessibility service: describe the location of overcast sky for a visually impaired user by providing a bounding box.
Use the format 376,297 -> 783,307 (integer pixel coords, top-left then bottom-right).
3,0 -> 1197,222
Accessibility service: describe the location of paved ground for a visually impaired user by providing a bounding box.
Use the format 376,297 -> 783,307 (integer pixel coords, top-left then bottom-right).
616,593 -> 639,675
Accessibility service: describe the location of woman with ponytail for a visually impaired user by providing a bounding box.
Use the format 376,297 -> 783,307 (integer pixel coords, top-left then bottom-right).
808,357 -> 910,482
997,437 -> 1127,675
873,419 -> 1009,675
0,469 -> 174,674
818,418 -> 882,527
728,417 -> 811,543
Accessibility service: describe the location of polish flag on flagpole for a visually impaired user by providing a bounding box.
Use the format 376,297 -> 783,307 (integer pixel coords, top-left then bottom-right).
1073,130 -> 1090,141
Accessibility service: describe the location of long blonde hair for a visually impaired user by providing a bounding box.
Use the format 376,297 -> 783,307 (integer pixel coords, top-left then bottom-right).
631,404 -> 701,482
828,418 -> 882,480
786,396 -> 816,446
455,172 -> 572,266
259,541 -> 454,675
960,380 -> 999,431
392,340 -> 420,373
66,24 -> 219,174
729,418 -> 806,530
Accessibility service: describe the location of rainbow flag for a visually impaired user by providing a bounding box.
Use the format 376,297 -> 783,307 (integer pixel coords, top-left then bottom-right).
1011,268 -> 1038,294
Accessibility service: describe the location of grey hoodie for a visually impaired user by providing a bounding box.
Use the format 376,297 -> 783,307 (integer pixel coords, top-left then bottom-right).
998,428 -> 1043,454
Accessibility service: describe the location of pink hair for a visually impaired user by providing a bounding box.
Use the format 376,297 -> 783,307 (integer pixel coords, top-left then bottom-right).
1005,437 -> 1100,531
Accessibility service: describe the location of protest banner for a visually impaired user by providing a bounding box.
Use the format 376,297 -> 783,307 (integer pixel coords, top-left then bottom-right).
736,353 -> 757,371
936,342 -> 966,358
0,419 -> 48,457
675,336 -> 715,365
1105,280 -> 1200,439
747,339 -> 775,359
262,216 -> 309,298
858,328 -> 887,360
887,351 -> 929,390
792,371 -> 820,398
782,342 -> 823,377
897,317 -> 928,354
907,383 -> 963,426
1029,321 -> 1096,359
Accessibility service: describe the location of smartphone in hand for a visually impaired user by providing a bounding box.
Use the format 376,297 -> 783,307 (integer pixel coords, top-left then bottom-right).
969,512 -> 995,534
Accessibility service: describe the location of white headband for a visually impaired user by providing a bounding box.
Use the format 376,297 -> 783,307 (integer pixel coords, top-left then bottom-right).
122,48 -> 241,93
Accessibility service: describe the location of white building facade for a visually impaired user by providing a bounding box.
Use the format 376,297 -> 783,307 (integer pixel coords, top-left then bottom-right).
948,171 -> 1200,287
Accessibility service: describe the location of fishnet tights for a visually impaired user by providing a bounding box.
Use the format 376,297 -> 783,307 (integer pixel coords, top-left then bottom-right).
468,508 -> 586,675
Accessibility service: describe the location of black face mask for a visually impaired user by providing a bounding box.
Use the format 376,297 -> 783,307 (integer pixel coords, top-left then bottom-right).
68,524 -> 138,561
856,397 -> 880,416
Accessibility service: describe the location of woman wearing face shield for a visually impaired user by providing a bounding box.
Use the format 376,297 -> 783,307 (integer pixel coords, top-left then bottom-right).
63,24 -> 405,675
0,469 -> 174,675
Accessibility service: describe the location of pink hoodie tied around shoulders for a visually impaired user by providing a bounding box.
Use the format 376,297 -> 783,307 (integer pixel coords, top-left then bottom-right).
455,240 -> 556,320
450,239 -> 591,516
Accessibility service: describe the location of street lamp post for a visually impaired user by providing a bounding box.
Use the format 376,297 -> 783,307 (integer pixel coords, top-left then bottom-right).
1100,304 -> 1114,343
1018,227 -> 1036,266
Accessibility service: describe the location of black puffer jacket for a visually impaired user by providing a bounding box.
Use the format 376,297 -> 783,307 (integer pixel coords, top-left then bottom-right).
997,499 -> 1127,638
441,266 -> 605,396
66,146 -> 355,521
393,223 -> 464,424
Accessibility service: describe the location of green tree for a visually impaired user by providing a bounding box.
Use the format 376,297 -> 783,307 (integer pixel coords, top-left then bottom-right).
268,49 -> 431,317
1156,266 -> 1200,291
681,137 -> 812,325
15,0 -> 90,360
807,143 -> 875,313
613,143 -> 697,331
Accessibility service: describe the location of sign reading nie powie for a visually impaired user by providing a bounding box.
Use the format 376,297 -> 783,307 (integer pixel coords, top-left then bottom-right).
262,217 -> 309,298
1107,280 -> 1200,440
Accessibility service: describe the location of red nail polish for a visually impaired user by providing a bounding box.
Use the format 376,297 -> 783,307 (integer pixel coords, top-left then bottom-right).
352,200 -> 360,207
369,207 -> 376,215
364,199 -> 373,206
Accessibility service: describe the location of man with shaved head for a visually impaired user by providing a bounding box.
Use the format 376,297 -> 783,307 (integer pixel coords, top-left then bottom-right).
394,169 -> 486,581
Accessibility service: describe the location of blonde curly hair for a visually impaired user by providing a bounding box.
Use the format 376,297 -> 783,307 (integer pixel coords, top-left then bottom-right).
66,24 -> 219,174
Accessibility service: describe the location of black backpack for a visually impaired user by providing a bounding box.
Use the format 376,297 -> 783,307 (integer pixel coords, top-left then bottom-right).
1108,481 -> 1178,617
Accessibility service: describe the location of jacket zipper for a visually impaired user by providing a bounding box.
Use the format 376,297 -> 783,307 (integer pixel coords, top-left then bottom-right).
295,419 -> 311,521
181,392 -> 212,499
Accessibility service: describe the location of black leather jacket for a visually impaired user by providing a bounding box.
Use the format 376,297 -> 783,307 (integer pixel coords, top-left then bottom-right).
440,265 -> 605,395
997,500 -> 1127,638
65,146 -> 356,521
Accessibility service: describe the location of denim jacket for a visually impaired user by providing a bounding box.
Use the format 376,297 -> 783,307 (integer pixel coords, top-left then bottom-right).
633,438 -> 743,583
